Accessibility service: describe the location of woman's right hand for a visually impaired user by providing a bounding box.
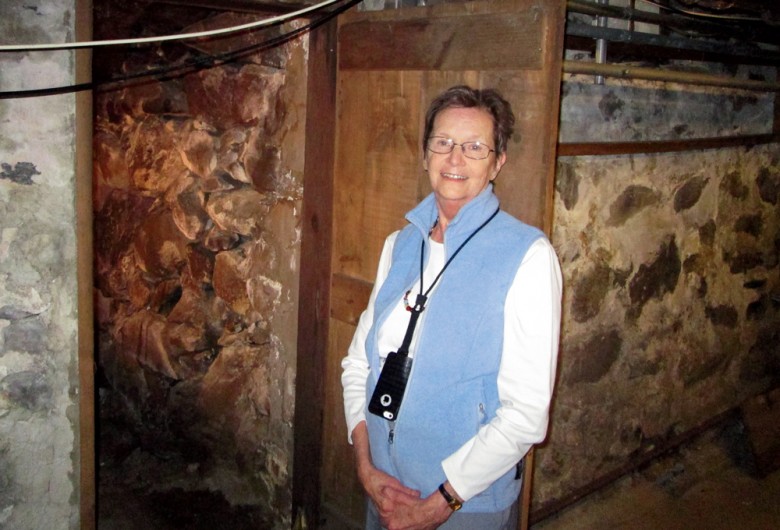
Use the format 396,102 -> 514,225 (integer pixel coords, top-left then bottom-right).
351,422 -> 420,520
358,458 -> 420,520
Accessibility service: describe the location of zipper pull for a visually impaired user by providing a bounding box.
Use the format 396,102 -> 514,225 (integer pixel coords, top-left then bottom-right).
389,427 -> 395,444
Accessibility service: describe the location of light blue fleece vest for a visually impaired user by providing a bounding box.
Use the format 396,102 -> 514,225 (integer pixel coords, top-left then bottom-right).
364,186 -> 544,512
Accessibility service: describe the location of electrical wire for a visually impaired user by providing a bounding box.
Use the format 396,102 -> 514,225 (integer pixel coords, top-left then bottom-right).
0,0 -> 361,99
0,0 -> 341,52
638,0 -> 762,21
94,0 -> 361,89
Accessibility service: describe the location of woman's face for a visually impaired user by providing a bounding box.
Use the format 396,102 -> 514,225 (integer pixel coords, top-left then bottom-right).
424,106 -> 506,217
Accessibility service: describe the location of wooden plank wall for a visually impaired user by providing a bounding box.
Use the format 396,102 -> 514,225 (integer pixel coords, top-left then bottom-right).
319,1 -> 565,525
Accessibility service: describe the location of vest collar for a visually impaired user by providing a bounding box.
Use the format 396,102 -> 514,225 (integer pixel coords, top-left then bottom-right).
405,184 -> 500,240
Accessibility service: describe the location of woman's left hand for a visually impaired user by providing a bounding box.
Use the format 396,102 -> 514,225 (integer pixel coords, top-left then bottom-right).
380,488 -> 453,530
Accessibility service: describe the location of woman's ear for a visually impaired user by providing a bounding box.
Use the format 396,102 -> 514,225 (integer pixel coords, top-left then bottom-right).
491,152 -> 507,181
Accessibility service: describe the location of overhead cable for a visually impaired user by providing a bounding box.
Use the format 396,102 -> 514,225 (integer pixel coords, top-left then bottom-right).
0,0 -> 361,99
0,0 -> 341,52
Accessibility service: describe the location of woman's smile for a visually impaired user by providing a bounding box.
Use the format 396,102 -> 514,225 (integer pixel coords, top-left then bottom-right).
441,172 -> 468,180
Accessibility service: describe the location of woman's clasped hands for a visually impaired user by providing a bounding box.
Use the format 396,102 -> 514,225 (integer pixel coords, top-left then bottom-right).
360,463 -> 452,530
353,422 -> 452,530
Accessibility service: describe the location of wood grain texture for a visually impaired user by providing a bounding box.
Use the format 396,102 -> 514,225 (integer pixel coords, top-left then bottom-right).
293,18 -> 337,526
331,273 -> 373,326
339,11 -> 543,71
558,134 -> 780,156
333,70 -> 424,281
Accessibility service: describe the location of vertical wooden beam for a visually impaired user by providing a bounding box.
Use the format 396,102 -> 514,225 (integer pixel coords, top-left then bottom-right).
541,0 -> 567,237
520,447 -> 535,530
76,0 -> 95,528
293,16 -> 337,527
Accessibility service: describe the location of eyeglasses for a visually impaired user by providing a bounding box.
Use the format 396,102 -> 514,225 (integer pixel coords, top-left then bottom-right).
427,136 -> 495,160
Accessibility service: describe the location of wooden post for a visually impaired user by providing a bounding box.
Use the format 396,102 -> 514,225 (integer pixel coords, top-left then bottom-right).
292,15 -> 337,527
520,447 -> 535,530
76,0 -> 95,527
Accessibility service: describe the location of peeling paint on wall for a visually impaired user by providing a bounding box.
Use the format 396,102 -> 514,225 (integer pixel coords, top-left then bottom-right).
0,162 -> 40,185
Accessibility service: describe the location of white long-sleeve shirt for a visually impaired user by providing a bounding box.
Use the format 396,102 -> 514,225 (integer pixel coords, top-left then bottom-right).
341,232 -> 562,501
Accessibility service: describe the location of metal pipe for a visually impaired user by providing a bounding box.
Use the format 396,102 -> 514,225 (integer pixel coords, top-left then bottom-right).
567,23 -> 780,65
531,408 -> 738,524
563,60 -> 780,92
567,0 -> 780,46
594,0 -> 608,85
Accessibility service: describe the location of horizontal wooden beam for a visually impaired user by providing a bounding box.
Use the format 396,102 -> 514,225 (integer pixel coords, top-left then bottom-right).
558,134 -> 780,157
339,9 -> 543,71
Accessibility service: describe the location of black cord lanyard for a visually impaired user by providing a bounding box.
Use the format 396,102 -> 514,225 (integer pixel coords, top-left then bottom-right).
396,207 -> 500,356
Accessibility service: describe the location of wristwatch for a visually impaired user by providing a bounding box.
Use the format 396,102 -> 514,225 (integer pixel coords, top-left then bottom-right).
438,483 -> 463,511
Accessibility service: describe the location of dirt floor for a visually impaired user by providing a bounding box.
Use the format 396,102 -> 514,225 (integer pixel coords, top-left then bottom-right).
97,413 -> 271,530
98,416 -> 780,529
532,422 -> 780,530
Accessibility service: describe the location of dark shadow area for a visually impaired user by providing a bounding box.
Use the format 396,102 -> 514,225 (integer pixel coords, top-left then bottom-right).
96,373 -> 272,530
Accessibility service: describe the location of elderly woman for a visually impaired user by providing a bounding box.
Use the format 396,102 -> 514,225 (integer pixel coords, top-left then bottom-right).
342,85 -> 562,530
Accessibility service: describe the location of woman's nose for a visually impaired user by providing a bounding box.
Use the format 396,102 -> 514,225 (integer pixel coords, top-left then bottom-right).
447,144 -> 466,164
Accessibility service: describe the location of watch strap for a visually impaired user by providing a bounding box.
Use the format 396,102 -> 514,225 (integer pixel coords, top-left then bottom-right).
438,483 -> 462,511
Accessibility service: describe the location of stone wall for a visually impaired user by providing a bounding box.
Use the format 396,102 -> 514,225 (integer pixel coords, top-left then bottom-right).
537,72 -> 780,506
0,1 -> 84,528
92,13 -> 308,528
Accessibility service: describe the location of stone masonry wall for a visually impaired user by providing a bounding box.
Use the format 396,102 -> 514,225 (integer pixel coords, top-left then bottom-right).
537,72 -> 780,506
92,13 -> 308,528
0,2 -> 83,528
